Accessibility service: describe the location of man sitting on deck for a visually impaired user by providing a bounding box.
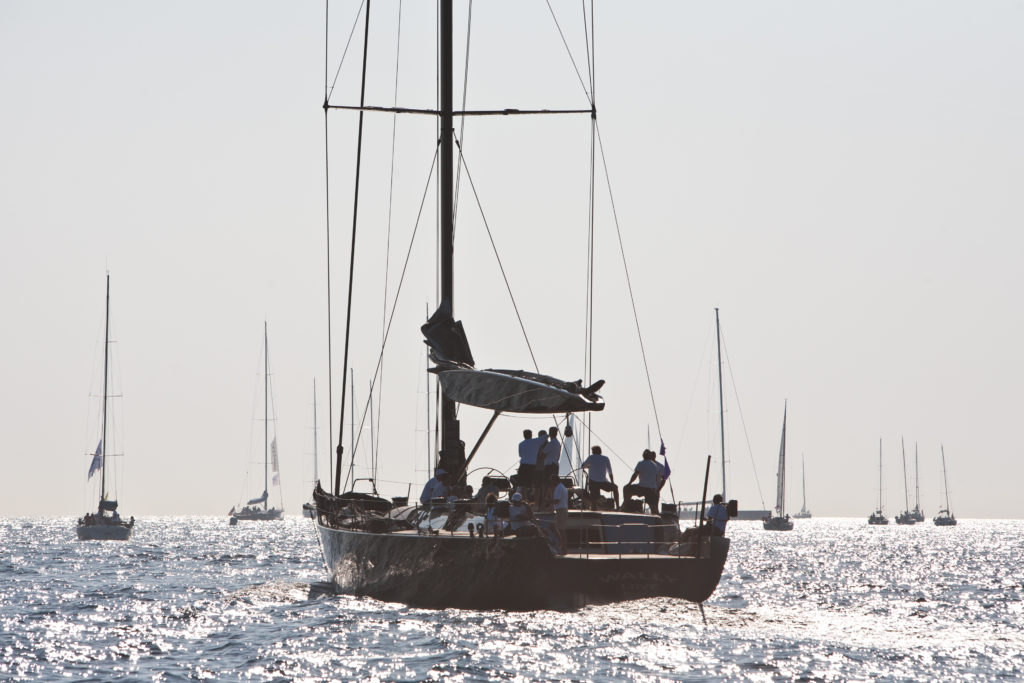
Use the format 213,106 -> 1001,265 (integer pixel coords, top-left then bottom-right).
623,449 -> 663,514
419,468 -> 450,506
581,445 -> 618,510
508,492 -> 537,537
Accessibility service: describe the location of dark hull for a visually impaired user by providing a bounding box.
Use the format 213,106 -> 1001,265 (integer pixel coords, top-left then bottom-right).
231,508 -> 283,522
316,519 -> 729,610
762,515 -> 793,531
77,518 -> 133,541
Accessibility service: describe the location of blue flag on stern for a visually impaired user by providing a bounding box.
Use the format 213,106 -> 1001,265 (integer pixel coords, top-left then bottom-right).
87,440 -> 103,479
660,439 -> 671,479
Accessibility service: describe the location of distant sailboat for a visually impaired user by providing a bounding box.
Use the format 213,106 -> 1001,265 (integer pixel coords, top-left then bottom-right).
868,438 -> 889,525
933,445 -> 957,526
895,438 -> 917,525
302,380 -> 319,519
763,402 -> 794,531
911,442 -> 925,522
230,322 -> 284,523
77,274 -> 134,541
793,454 -> 811,519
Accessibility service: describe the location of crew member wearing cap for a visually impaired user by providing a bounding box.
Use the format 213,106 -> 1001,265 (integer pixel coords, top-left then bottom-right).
419,468 -> 450,506
508,492 -> 537,537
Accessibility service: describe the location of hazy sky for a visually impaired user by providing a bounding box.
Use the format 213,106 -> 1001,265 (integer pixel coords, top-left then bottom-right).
2,1 -> 1022,519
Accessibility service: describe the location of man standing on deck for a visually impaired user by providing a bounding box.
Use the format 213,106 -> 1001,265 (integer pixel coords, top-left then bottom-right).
517,429 -> 545,497
538,426 -> 561,507
706,494 -> 728,536
551,472 -> 568,554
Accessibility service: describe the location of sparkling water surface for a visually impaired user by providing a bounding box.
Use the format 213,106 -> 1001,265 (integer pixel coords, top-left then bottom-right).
2,516 -> 1022,681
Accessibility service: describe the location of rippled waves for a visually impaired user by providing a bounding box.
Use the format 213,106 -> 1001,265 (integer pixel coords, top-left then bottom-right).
1,517 -> 1021,681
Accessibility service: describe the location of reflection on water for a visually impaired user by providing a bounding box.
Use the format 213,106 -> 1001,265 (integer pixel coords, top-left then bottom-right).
1,516 -> 1022,680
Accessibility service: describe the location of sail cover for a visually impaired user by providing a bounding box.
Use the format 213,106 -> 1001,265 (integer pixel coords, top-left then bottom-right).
247,490 -> 269,505
423,306 -> 604,414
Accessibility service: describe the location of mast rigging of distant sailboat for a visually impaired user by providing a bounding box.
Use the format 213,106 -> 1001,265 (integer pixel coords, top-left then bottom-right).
868,438 -> 889,525
763,401 -> 793,531
230,322 -> 284,523
895,438 -> 917,525
933,445 -> 957,526
793,454 -> 811,519
77,274 -> 135,541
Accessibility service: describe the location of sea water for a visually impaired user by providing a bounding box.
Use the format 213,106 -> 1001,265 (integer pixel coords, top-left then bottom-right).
1,516 -> 1022,681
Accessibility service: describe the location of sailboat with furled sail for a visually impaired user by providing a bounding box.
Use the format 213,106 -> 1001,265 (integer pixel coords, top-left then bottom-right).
311,1 -> 730,610
303,380 -> 319,519
762,401 -> 793,531
911,442 -> 924,522
895,438 -> 917,525
230,322 -> 283,523
933,445 -> 957,526
868,439 -> 889,525
77,274 -> 134,541
792,454 -> 811,519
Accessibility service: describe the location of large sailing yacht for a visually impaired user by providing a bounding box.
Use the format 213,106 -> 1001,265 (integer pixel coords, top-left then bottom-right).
310,2 -> 730,609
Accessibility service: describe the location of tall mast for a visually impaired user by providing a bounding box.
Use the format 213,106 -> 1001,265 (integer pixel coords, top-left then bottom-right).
264,321 -> 269,510
941,444 -> 951,512
100,274 -> 111,506
914,442 -> 920,512
715,308 -> 726,499
878,438 -> 883,511
901,437 -> 910,513
776,401 -> 787,515
313,379 -> 319,483
438,0 -> 464,480
801,454 -> 807,512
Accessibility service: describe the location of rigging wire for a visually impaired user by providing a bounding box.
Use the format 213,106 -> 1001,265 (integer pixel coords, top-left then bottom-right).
544,0 -> 594,105
452,0 -> 473,234
323,0 -> 334,488
375,0 -> 405,479
343,148 -> 441,490
335,0 -> 373,495
453,138 -> 539,373
721,331 -> 767,510
593,124 -> 664,440
327,0 -> 368,102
